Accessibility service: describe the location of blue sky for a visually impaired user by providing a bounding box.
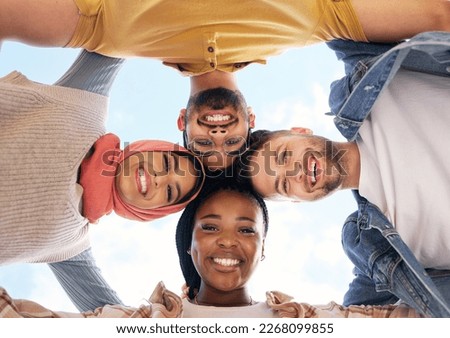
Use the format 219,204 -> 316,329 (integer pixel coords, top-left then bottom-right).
0,41 -> 358,311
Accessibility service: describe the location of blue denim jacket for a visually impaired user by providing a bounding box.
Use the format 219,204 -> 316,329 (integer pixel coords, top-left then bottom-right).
327,32 -> 450,317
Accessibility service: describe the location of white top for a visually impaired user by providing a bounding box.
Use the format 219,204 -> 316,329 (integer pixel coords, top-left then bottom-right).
357,68 -> 450,269
181,298 -> 278,318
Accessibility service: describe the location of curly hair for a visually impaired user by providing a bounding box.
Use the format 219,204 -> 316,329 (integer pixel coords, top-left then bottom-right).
175,176 -> 269,299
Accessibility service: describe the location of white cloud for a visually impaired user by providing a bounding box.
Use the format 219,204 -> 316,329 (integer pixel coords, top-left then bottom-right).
256,82 -> 345,142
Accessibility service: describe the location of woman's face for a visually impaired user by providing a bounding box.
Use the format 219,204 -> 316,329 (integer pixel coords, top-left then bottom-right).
190,190 -> 265,293
115,151 -> 198,209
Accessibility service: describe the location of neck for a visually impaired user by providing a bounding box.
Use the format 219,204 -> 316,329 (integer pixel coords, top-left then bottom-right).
194,287 -> 253,307
335,141 -> 361,190
190,70 -> 238,95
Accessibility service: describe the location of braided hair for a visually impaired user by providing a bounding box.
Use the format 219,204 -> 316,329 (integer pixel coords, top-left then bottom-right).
175,177 -> 269,300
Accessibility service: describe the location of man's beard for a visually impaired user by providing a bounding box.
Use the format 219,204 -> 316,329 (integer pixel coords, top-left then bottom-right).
186,87 -> 247,113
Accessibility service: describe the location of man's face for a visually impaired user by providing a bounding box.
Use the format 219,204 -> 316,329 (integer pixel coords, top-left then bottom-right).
178,87 -> 255,170
248,132 -> 348,202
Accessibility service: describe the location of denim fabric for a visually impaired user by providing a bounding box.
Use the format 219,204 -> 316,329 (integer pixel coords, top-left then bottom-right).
343,268 -> 398,306
328,32 -> 450,317
342,193 -> 450,317
48,248 -> 123,312
327,31 -> 450,141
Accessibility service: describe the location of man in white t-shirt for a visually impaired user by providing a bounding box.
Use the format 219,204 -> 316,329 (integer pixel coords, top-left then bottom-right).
248,68 -> 450,268
241,32 -> 450,317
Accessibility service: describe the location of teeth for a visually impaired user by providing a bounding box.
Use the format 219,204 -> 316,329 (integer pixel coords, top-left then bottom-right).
205,114 -> 231,122
213,257 -> 240,267
138,168 -> 147,194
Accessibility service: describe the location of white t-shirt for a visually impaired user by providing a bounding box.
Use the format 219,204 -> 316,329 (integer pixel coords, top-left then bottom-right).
357,68 -> 450,269
181,298 -> 278,318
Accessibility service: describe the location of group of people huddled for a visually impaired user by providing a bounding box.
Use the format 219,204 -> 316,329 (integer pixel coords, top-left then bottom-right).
1,0 -> 450,318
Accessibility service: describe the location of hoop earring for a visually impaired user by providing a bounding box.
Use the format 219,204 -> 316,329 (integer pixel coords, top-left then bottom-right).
260,254 -> 265,261
187,249 -> 191,255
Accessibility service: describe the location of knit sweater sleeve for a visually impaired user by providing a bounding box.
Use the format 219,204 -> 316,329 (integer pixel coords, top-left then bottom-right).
53,50 -> 125,96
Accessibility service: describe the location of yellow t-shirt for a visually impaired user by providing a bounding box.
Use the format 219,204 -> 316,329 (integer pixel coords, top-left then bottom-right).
68,0 -> 367,75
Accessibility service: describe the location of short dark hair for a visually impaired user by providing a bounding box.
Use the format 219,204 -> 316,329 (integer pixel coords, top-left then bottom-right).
234,129 -> 290,181
175,177 -> 269,299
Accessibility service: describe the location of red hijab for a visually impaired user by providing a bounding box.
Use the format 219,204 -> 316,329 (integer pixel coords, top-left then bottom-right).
79,133 -> 203,223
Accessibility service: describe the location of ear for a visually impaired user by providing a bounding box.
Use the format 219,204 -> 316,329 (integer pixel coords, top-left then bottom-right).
290,127 -> 313,135
177,109 -> 187,131
247,107 -> 256,129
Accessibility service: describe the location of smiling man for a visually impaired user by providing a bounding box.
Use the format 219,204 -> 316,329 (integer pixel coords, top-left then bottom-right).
240,32 -> 450,317
246,130 -> 359,202
2,0 -> 449,169
177,74 -> 255,170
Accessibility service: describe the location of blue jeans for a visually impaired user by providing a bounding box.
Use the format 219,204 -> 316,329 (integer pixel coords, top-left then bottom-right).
48,248 -> 123,312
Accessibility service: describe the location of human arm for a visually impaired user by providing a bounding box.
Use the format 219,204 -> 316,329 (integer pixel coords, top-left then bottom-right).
46,51 -> 126,312
326,39 -> 396,76
265,290 -> 423,318
325,39 -> 396,122
54,49 -> 125,96
0,0 -> 78,47
341,200 -> 450,318
343,267 -> 399,307
351,0 -> 450,42
48,248 -> 124,312
0,286 -> 148,318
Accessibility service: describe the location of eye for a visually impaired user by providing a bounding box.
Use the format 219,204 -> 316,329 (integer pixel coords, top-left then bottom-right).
283,177 -> 288,195
195,139 -> 213,146
201,224 -> 218,232
167,185 -> 173,203
164,153 -> 171,174
225,138 -> 241,146
282,150 -> 290,164
277,149 -> 289,165
239,226 -> 256,235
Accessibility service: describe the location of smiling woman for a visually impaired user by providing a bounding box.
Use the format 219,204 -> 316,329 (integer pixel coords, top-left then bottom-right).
0,50 -> 205,313
115,150 -> 198,210
0,178 -> 425,318
176,177 -> 268,312
80,133 -> 205,223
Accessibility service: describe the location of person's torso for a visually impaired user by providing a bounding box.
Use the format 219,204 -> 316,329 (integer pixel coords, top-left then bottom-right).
70,0 -> 364,75
357,68 -> 450,269
181,298 -> 278,318
0,72 -> 108,264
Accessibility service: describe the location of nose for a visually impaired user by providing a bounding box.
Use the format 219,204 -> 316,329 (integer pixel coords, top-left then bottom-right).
216,231 -> 238,248
208,126 -> 228,137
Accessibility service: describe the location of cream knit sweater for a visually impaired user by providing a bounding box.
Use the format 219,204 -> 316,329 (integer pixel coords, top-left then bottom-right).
0,71 -> 108,264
